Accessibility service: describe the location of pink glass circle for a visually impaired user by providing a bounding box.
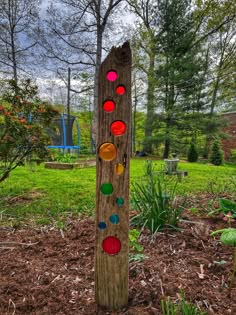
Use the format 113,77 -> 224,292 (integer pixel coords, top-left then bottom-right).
110,120 -> 126,136
116,85 -> 126,95
103,100 -> 115,112
106,70 -> 118,82
102,236 -> 121,255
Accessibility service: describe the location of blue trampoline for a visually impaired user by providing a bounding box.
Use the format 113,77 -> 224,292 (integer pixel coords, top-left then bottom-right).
47,113 -> 80,150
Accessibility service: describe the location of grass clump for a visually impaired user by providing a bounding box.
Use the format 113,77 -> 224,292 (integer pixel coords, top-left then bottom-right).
131,160 -> 184,234
161,291 -> 207,315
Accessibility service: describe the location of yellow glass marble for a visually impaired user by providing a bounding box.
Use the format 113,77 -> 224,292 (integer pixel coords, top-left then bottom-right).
98,143 -> 117,161
114,163 -> 125,175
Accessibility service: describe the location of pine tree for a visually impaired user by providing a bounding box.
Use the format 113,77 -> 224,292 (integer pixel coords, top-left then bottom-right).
155,0 -> 205,158
187,143 -> 198,162
210,139 -> 224,165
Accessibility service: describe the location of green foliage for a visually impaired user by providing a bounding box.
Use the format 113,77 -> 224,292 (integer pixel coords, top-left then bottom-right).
211,228 -> 236,247
187,143 -> 199,162
229,149 -> 236,163
51,153 -> 78,163
211,228 -> 236,293
208,198 -> 236,218
218,198 -> 236,218
77,111 -> 93,153
131,160 -> 183,234
129,228 -> 144,253
219,198 -> 236,211
161,296 -> 177,315
210,139 -> 224,165
0,80 -> 59,183
129,228 -> 145,262
161,290 -> 207,315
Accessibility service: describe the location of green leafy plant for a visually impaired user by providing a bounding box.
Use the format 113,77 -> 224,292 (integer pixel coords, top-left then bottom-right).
208,198 -> 236,221
52,153 -> 78,163
129,228 -> 145,262
129,228 -> 143,252
161,290 -> 207,315
187,142 -> 198,162
211,228 -> 236,294
210,138 -> 224,166
131,160 -> 184,234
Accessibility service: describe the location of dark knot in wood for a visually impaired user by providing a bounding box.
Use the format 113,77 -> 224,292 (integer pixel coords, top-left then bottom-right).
113,41 -> 131,66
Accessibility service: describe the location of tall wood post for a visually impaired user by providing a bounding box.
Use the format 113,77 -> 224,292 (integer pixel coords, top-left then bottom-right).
95,42 -> 132,310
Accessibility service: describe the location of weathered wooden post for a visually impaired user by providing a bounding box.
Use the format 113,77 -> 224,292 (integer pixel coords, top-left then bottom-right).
95,42 -> 132,310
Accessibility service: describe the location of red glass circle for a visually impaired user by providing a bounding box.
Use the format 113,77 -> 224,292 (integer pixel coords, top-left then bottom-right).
102,236 -> 121,255
110,120 -> 126,136
106,70 -> 118,82
103,100 -> 115,112
116,85 -> 126,95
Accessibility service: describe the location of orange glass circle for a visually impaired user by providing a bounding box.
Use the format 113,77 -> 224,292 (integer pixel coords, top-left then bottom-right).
116,85 -> 126,95
103,100 -> 115,112
114,163 -> 125,175
110,120 -> 126,136
98,143 -> 117,161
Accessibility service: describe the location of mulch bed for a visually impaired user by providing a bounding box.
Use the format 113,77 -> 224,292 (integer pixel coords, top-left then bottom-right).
0,195 -> 236,314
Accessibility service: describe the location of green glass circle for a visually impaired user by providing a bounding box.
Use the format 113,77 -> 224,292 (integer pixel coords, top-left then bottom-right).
100,183 -> 113,196
116,197 -> 124,206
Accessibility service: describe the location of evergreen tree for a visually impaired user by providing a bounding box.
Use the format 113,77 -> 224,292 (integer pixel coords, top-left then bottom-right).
210,139 -> 224,165
154,0 -> 205,158
187,142 -> 199,162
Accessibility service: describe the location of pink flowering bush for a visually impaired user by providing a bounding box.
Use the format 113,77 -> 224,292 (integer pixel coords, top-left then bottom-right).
0,80 -> 59,183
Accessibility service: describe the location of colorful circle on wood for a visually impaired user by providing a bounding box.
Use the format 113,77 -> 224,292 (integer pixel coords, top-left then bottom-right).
114,163 -> 125,175
100,183 -> 113,196
106,70 -> 118,82
98,143 -> 117,161
110,120 -> 126,136
98,222 -> 106,230
116,197 -> 124,206
103,100 -> 115,113
102,236 -> 121,255
109,214 -> 119,224
116,85 -> 126,95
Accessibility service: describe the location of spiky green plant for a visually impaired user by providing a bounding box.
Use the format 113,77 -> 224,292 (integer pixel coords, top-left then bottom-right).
131,160 -> 184,234
161,290 -> 207,315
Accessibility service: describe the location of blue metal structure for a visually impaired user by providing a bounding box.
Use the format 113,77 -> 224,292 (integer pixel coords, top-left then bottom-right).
48,113 -> 80,150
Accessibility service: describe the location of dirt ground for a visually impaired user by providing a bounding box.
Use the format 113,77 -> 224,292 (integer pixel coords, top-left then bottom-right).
0,194 -> 236,315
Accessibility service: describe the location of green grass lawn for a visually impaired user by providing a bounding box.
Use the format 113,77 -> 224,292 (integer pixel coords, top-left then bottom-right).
0,159 -> 236,226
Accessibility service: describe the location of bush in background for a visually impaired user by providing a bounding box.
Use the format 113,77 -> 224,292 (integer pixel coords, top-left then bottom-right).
187,142 -> 198,162
210,138 -> 224,166
0,79 -> 58,183
229,149 -> 236,164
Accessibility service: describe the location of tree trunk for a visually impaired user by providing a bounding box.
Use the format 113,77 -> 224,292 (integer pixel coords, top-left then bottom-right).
163,137 -> 170,159
143,34 -> 155,153
92,23 -> 103,147
132,79 -> 138,154
10,28 -> 18,83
